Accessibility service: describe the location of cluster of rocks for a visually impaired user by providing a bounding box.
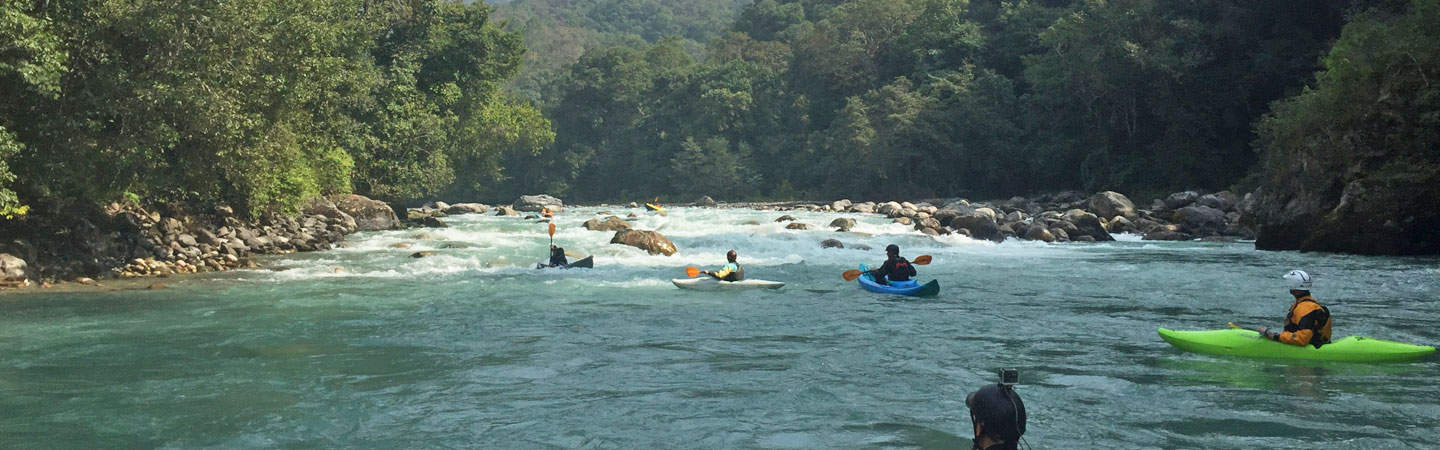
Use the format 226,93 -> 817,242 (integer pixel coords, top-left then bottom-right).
725,190 -> 1253,244
0,194 -> 408,287
580,214 -> 676,255
403,201 -> 491,228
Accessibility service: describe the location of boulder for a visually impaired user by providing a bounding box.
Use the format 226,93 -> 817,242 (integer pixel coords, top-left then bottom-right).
1062,209 -> 1114,241
831,199 -> 852,211
829,217 -> 857,232
877,202 -> 903,217
914,217 -> 942,231
775,215 -> 798,222
1106,216 -> 1136,234
583,216 -> 633,232
513,194 -> 564,212
785,222 -> 812,230
697,196 -> 718,207
851,202 -> 876,214
1173,205 -> 1227,235
920,227 -> 940,236
410,251 -> 436,258
892,217 -> 912,226
1163,191 -> 1200,210
1197,191 -> 1238,212
334,194 -> 399,231
610,230 -> 678,256
444,203 -> 489,215
0,253 -> 27,284
820,239 -> 845,249
417,216 -> 447,228
495,206 -> 520,216
1089,191 -> 1136,219
1023,225 -> 1055,243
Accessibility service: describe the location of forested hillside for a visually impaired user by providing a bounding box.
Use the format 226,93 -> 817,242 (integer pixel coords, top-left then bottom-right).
0,0 -> 551,220
512,0 -> 1412,203
490,0 -> 752,102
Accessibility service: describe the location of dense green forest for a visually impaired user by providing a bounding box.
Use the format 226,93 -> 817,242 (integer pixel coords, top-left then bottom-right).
489,0 -> 752,103
2,0 -> 1436,224
503,0 -> 1427,203
0,0 -> 551,220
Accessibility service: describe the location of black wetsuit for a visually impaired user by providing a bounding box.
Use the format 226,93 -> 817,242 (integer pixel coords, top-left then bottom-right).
871,256 -> 915,284
547,248 -> 568,267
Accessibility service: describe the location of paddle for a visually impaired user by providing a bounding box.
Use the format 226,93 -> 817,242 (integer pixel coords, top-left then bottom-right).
841,254 -> 932,281
686,266 -> 701,278
548,223 -> 556,247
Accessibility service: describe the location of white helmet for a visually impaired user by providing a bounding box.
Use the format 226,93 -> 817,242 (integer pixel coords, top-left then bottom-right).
1284,270 -> 1313,291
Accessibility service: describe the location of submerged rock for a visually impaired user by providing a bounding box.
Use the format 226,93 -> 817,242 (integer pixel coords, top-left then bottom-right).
610,230 -> 677,256
829,217 -> 856,232
820,239 -> 844,249
785,222 -> 812,230
584,216 -> 633,232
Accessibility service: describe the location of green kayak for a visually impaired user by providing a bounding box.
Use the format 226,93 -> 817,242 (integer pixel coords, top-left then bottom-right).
1157,328 -> 1436,363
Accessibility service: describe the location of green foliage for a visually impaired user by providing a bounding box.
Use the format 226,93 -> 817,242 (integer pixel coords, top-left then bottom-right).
0,0 -> 551,219
1257,0 -> 1440,189
522,0 -> 1376,202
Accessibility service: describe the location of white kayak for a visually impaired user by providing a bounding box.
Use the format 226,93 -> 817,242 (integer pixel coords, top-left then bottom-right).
671,277 -> 785,291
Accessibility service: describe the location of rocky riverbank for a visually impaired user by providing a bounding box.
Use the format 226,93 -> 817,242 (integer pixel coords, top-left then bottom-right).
0,194 -> 400,289
698,190 -> 1255,244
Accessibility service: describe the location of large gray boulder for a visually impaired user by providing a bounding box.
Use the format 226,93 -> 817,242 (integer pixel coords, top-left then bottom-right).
1163,191 -> 1200,210
303,197 -> 358,232
334,194 -> 399,231
1089,191 -> 1136,219
0,253 -> 27,284
851,202 -> 876,214
513,194 -> 564,212
829,217 -> 857,232
1023,224 -> 1055,242
877,202 -> 904,217
697,196 -> 718,207
444,203 -> 489,215
1062,209 -> 1115,241
831,199 -> 852,212
584,216 -> 633,232
1174,205 -> 1227,235
1197,191 -> 1238,212
610,229 -> 677,256
949,212 -> 1002,242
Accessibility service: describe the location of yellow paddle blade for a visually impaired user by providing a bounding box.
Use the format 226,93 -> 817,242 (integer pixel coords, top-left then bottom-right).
686,266 -> 700,278
913,255 -> 932,265
842,269 -> 863,281
1227,322 -> 1240,329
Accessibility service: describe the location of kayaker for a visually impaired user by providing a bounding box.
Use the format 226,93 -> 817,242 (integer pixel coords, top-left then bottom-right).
867,244 -> 916,285
966,376 -> 1026,450
543,245 -> 568,268
1257,269 -> 1332,348
701,250 -> 745,281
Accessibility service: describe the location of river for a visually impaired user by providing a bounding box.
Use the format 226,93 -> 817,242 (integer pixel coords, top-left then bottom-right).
2,206 -> 1437,448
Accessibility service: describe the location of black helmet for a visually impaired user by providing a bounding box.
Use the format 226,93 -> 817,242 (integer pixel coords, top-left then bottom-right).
885,244 -> 900,254
726,250 -> 738,262
967,384 -> 1026,445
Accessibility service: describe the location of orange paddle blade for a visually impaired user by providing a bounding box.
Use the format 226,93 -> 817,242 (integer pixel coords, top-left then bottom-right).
842,269 -> 863,281
686,266 -> 700,278
548,223 -> 556,237
913,255 -> 932,265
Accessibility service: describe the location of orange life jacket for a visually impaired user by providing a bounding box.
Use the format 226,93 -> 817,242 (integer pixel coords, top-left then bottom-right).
1279,295 -> 1331,348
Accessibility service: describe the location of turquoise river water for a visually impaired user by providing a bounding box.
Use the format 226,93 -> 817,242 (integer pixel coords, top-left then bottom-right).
2,206 -> 1438,448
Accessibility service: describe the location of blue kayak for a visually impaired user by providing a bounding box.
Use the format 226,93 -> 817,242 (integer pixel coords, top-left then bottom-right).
857,264 -> 939,297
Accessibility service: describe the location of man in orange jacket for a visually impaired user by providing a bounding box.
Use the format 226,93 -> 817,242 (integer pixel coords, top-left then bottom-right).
1258,270 -> 1332,348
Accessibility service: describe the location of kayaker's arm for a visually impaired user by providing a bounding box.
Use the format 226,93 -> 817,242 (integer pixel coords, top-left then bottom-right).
713,265 -> 735,279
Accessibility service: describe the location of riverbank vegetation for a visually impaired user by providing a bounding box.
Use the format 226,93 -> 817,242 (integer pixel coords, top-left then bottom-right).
0,0 -> 552,221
